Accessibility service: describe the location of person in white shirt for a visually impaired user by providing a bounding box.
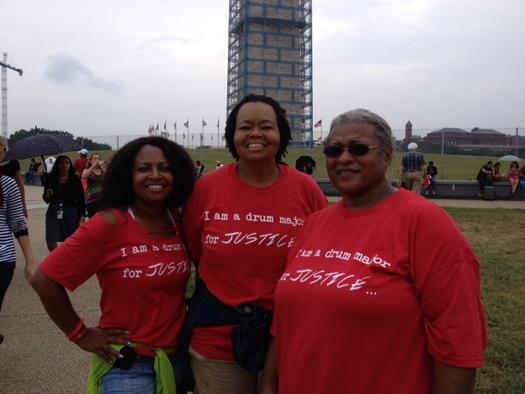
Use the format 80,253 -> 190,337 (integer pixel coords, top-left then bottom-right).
46,157 -> 56,173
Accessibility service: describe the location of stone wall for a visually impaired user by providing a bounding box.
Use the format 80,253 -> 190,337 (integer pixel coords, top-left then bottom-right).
29,172 -> 524,200
316,179 -> 524,200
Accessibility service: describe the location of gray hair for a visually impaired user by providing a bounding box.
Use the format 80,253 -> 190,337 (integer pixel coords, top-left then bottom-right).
324,108 -> 395,151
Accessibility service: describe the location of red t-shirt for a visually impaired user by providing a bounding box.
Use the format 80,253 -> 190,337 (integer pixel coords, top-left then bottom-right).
73,157 -> 89,177
182,163 -> 327,360
272,189 -> 487,393
39,208 -> 191,356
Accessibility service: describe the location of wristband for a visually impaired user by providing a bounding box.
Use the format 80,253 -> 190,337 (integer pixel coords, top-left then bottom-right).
67,319 -> 88,342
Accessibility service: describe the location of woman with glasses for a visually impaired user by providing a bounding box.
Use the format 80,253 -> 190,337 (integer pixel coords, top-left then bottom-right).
261,108 -> 487,394
181,94 -> 327,394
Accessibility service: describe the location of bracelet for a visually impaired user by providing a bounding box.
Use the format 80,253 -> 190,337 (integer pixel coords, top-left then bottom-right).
67,319 -> 88,342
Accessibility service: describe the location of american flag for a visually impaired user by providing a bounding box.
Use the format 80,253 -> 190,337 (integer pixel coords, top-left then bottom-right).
184,120 -> 189,128
156,122 -> 159,131
202,120 -> 207,127
163,121 -> 167,131
314,120 -> 322,128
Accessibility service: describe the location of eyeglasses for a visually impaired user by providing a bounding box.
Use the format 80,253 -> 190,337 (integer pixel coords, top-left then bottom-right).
323,144 -> 380,158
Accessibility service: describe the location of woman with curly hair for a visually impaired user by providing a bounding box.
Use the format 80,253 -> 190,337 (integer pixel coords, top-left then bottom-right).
31,136 -> 196,393
42,155 -> 86,252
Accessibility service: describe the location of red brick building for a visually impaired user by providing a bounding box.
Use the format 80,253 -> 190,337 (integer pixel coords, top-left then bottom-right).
403,123 -> 523,148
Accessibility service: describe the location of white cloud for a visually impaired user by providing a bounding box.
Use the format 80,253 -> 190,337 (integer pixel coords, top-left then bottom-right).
1,0 -> 524,142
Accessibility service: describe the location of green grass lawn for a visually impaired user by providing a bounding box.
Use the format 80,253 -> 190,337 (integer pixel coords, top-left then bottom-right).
183,148 -> 499,181
18,147 -> 507,181
444,208 -> 525,393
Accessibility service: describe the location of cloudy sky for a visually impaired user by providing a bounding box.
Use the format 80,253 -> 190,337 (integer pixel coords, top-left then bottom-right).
2,0 -> 524,143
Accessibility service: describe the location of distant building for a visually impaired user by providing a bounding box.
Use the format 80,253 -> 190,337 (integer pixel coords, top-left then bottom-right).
423,127 -> 522,147
403,120 -> 424,144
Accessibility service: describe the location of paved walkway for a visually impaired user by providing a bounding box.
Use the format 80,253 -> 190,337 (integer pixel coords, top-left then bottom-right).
0,185 -> 523,393
327,195 -> 525,209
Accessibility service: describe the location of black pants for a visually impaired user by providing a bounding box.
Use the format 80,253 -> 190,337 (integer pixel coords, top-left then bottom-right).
477,176 -> 492,193
0,265 -> 15,312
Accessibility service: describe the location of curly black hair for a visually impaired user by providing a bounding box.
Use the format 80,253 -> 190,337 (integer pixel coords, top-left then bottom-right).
224,93 -> 292,162
99,136 -> 195,210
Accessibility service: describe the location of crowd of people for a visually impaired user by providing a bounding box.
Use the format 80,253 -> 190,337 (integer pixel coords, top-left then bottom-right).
9,95 -> 525,393
476,160 -> 525,198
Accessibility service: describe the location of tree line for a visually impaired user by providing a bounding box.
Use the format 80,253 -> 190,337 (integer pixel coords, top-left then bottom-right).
8,127 -> 112,151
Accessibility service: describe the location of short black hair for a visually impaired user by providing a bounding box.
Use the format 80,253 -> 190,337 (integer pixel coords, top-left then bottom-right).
99,136 -> 195,210
224,93 -> 292,162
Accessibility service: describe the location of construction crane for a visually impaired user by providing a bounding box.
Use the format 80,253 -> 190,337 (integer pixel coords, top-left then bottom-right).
0,52 -> 23,138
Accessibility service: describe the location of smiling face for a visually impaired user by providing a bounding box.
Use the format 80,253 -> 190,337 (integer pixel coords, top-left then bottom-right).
132,144 -> 174,206
326,122 -> 392,205
233,102 -> 280,165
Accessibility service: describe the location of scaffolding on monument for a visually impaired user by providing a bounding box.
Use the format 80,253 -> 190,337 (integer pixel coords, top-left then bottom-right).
227,0 -> 313,147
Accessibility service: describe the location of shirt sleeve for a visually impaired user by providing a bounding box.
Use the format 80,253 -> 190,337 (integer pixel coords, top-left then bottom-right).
409,206 -> 487,367
4,177 -> 27,234
39,215 -> 111,291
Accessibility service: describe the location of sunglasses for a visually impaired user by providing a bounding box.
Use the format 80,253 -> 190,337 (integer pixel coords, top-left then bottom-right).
323,144 -> 380,158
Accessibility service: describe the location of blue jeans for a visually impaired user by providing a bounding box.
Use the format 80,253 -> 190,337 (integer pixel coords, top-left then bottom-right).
100,354 -> 182,394
24,171 -> 35,184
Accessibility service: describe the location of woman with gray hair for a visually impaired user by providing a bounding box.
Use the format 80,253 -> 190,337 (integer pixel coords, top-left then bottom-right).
261,108 -> 487,393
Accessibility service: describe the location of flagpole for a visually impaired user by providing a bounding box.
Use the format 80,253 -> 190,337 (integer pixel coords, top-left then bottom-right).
440,128 -> 445,180
201,118 -> 204,161
186,119 -> 189,149
310,121 -> 313,149
174,121 -> 177,144
217,117 -> 220,149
